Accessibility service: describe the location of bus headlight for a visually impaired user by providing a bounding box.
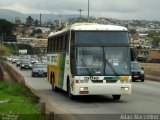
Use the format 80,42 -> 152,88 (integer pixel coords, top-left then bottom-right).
79,87 -> 89,94
80,87 -> 88,91
121,87 -> 129,91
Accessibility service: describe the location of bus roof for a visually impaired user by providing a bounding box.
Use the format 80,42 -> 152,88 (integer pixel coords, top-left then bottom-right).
48,23 -> 128,38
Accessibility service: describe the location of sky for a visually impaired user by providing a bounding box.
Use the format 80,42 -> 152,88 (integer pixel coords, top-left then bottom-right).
0,0 -> 160,21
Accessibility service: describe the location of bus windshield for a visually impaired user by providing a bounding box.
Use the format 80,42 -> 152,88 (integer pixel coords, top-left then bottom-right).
75,47 -> 131,76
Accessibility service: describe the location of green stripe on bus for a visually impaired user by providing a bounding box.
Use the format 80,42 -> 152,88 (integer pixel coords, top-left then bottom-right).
58,53 -> 66,89
103,76 -> 120,80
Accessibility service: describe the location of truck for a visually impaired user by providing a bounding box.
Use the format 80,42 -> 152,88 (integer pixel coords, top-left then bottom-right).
135,49 -> 160,63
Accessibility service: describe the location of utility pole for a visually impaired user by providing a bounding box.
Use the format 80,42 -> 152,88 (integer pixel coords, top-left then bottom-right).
88,0 -> 90,21
40,13 -> 42,26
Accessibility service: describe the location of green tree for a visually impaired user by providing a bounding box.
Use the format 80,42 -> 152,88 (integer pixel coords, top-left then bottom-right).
0,19 -> 15,35
152,36 -> 160,48
129,29 -> 137,35
148,32 -> 160,48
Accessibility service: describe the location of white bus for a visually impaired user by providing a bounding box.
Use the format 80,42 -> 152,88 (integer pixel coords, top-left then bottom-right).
47,23 -> 131,100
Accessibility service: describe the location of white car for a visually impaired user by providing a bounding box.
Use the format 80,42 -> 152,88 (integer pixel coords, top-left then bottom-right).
31,63 -> 47,77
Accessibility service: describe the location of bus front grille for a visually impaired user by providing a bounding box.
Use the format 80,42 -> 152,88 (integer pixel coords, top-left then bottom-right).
91,80 -> 103,83
106,80 -> 118,83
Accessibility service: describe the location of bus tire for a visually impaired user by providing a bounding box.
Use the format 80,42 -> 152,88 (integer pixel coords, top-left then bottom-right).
67,79 -> 74,100
51,74 -> 58,92
112,95 -> 121,100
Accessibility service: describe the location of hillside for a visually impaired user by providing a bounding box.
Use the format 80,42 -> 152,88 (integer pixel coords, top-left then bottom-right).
0,9 -> 24,21
0,9 -> 78,23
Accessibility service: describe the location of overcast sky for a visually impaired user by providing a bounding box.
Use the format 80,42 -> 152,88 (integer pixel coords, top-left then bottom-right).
0,0 -> 160,20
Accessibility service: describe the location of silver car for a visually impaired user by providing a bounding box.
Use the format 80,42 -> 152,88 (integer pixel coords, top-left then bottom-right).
31,63 -> 47,77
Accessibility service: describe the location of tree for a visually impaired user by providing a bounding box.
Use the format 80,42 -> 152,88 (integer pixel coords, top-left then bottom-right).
129,29 -> 137,35
152,37 -> 160,48
0,19 -> 15,36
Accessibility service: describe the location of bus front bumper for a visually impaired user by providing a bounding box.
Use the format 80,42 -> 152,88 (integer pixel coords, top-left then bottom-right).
72,83 -> 131,95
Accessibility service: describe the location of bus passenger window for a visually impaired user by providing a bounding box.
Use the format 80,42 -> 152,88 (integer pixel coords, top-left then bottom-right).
60,36 -> 63,51
62,35 -> 66,51
47,38 -> 50,52
65,34 -> 69,51
58,37 -> 61,51
53,38 -> 55,52
51,38 -> 54,52
55,38 -> 58,51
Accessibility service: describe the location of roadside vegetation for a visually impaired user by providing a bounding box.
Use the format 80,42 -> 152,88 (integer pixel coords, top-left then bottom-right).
0,81 -> 47,120
0,44 -> 12,56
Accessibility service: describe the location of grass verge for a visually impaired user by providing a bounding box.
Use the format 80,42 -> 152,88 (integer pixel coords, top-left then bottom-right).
0,81 -> 47,120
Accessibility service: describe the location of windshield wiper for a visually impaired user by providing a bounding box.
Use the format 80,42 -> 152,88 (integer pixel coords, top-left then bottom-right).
105,59 -> 119,76
81,58 -> 94,76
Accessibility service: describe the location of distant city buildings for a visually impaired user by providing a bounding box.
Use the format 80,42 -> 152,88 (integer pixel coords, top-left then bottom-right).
13,15 -> 160,49
15,17 -> 21,25
130,33 -> 152,49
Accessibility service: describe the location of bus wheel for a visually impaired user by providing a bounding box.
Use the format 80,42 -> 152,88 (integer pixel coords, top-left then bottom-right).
51,75 -> 58,92
112,95 -> 121,100
67,80 -> 74,100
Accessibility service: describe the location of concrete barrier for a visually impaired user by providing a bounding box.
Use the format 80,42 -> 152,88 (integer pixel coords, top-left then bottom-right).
141,63 -> 160,69
141,63 -> 160,77
141,63 -> 160,81
2,62 -> 25,84
144,68 -> 160,76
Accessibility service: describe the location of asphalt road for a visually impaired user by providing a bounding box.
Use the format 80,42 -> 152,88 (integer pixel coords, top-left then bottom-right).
8,62 -> 160,120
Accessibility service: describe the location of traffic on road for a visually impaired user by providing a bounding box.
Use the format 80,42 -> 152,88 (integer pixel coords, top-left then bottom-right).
1,55 -> 160,120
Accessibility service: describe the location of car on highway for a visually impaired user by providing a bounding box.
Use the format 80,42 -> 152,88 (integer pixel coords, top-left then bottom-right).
20,60 -> 32,70
16,59 -> 21,67
30,58 -> 39,64
11,57 -> 19,64
131,61 -> 145,82
31,63 -> 47,77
